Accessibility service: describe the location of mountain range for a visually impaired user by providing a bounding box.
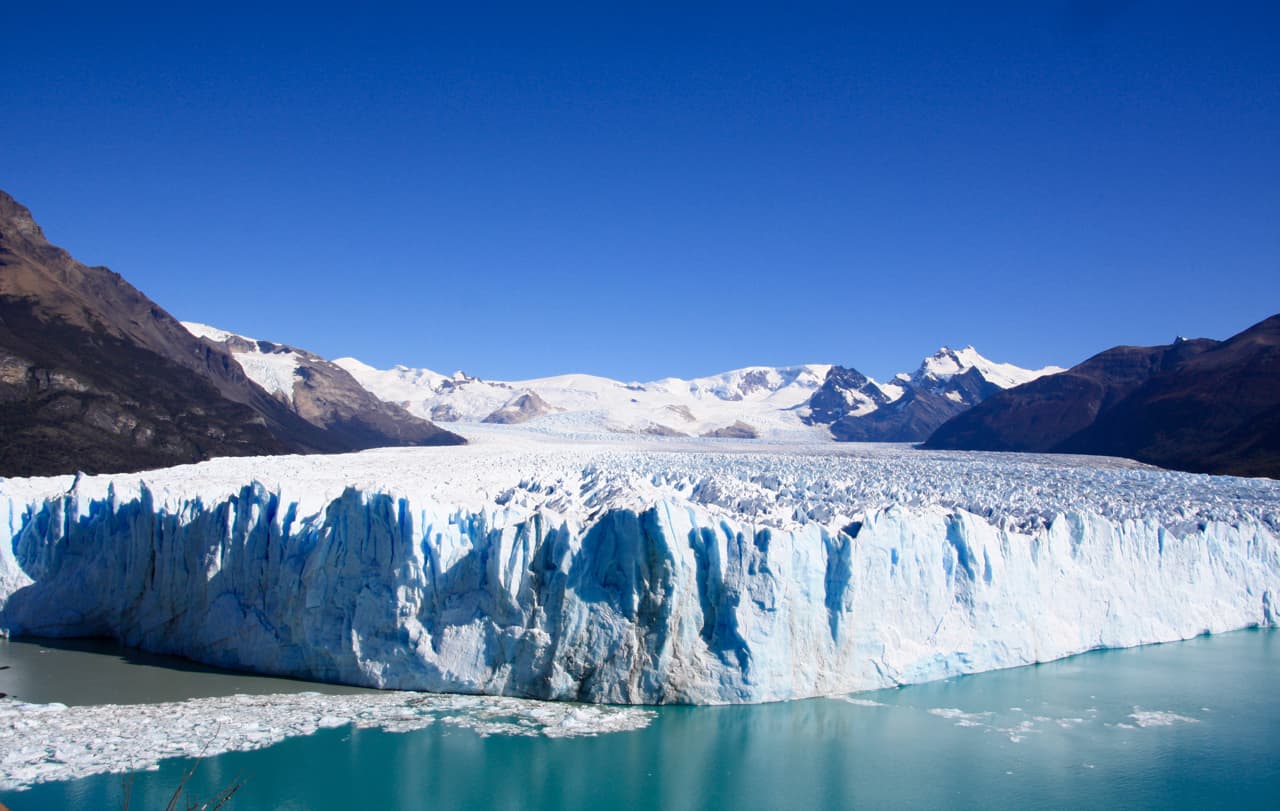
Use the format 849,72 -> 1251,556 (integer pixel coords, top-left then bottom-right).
1,188 -> 1275,479
925,315 -> 1280,477
0,190 -> 461,477
324,346 -> 1059,442
801,347 -> 1061,441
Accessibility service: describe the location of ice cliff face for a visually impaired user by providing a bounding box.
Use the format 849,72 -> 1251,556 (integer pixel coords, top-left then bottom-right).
1,439 -> 1277,704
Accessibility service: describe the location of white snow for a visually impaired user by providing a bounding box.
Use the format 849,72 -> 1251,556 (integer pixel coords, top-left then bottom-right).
181,321 -> 301,403
189,318 -> 1060,437
231,351 -> 301,402
335,359 -> 834,439
1,433 -> 1277,707
180,321 -> 239,344
334,345 -> 1058,439
915,346 -> 1064,389
0,691 -> 653,791
330,358 -> 449,406
876,382 -> 906,403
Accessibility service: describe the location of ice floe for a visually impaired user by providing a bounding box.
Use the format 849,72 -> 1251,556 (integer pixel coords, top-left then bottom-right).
0,691 -> 653,791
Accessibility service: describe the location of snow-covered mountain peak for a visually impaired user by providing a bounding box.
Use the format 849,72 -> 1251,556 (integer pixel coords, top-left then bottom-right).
332,358 -> 449,399
647,364 -> 831,403
181,323 -> 461,447
337,360 -> 835,439
186,320 -> 1059,444
915,345 -> 986,381
802,348 -> 1067,442
181,321 -> 242,345
915,345 -> 1063,389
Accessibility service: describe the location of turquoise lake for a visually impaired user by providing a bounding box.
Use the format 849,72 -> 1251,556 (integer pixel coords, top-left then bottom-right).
2,630 -> 1278,810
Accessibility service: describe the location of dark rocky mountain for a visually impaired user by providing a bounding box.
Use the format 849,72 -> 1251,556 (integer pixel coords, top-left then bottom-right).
805,347 -> 1059,442
0,189 -> 462,477
820,384 -> 972,442
701,420 -> 759,439
924,315 -> 1280,478
804,366 -> 890,425
481,391 -> 557,424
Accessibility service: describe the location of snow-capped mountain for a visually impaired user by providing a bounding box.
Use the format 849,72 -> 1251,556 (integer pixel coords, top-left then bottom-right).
804,347 -> 1064,442
182,322 -> 463,448
926,314 -> 1280,478
178,315 -> 1056,444
0,189 -> 467,478
335,358 -> 834,439
336,349 -> 1058,442
912,345 -> 1057,391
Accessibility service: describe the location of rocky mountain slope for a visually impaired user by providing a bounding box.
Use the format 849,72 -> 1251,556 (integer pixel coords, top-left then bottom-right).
924,314 -> 1280,477
801,346 -> 1061,442
0,189 -> 460,477
183,323 -> 463,450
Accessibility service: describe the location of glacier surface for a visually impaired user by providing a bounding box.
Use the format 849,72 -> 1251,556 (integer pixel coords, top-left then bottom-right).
1,434 -> 1277,705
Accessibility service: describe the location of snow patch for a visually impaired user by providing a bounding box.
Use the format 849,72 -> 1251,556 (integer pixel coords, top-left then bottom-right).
917,346 -> 1064,389
181,321 -> 301,403
180,321 -> 240,343
231,351 -> 301,402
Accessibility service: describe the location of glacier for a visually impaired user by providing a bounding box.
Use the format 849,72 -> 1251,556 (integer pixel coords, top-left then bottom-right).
1,435 -> 1277,705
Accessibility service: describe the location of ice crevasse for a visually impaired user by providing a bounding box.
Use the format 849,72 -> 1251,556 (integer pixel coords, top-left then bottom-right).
1,444 -> 1277,705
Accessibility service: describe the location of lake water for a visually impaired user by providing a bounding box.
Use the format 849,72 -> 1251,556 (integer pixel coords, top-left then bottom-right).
2,630 -> 1278,810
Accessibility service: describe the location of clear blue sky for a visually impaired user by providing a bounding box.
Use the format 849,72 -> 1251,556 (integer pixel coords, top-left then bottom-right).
3,2 -> 1277,381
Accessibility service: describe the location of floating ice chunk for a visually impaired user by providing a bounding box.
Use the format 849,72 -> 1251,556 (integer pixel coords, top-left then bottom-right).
0,692 -> 653,791
1128,709 -> 1201,728
928,707 -> 992,727
839,697 -> 888,707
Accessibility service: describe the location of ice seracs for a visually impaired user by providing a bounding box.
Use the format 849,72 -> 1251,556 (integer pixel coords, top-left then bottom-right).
2,434 -> 1276,705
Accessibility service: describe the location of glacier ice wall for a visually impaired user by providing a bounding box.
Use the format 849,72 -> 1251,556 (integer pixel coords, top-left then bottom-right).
1,445 -> 1278,704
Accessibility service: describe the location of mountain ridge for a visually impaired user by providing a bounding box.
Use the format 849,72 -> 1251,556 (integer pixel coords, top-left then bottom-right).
182,322 -> 465,448
329,344 -> 1053,441
0,189 -> 462,477
925,314 -> 1280,477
